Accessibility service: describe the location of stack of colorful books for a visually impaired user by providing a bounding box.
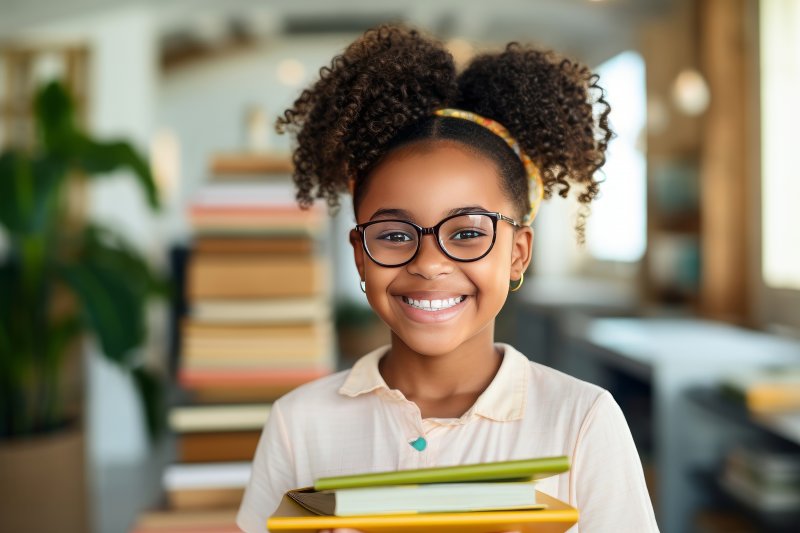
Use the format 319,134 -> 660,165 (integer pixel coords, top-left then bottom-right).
131,152 -> 334,533
268,456 -> 579,533
180,162 -> 333,402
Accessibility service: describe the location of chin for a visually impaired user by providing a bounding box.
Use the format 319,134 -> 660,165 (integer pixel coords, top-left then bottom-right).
395,330 -> 466,357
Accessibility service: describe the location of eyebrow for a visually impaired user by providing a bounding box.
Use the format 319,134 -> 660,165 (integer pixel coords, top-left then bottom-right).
369,205 -> 491,221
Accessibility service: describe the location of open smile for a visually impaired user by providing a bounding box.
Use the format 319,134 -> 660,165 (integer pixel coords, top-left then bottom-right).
400,295 -> 466,311
394,293 -> 471,323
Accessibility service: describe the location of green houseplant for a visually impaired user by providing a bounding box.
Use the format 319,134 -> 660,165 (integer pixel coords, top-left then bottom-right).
0,80 -> 166,442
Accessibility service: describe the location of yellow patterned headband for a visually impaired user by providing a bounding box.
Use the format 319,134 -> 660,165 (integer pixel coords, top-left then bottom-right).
346,108 -> 545,225
434,108 -> 544,225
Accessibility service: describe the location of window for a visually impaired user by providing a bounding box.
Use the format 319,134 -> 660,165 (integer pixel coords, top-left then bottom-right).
760,0 -> 800,290
587,51 -> 647,263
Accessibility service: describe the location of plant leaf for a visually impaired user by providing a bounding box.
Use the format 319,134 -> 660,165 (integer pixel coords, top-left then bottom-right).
32,80 -> 160,210
130,365 -> 166,443
34,81 -> 77,151
0,150 -> 71,235
58,224 -> 166,365
72,137 -> 160,209
58,258 -> 145,365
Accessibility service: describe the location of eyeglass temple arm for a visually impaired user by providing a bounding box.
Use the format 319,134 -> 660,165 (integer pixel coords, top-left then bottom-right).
497,213 -> 521,227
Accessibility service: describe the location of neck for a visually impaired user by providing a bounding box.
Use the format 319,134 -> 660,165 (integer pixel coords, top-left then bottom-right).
379,322 -> 502,404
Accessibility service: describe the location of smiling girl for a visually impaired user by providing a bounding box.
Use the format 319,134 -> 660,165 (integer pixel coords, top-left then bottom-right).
237,24 -> 659,533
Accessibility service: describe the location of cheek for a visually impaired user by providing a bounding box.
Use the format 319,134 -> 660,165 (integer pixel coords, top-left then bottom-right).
469,261 -> 511,300
363,264 -> 397,304
478,239 -> 514,282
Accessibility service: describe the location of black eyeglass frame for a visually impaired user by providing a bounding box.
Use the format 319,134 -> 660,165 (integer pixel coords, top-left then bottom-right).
354,211 -> 521,268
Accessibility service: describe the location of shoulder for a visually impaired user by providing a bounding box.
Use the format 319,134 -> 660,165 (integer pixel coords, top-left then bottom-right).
273,369 -> 351,415
501,343 -> 610,424
530,359 -> 607,403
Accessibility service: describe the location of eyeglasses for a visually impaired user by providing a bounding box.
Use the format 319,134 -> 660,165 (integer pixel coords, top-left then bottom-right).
354,212 -> 521,268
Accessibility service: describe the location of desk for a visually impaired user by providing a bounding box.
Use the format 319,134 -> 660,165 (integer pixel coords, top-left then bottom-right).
560,316 -> 800,533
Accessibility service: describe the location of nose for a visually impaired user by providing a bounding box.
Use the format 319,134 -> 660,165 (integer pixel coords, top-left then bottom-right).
406,232 -> 454,279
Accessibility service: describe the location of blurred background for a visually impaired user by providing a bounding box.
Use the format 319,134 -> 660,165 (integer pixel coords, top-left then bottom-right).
0,0 -> 798,532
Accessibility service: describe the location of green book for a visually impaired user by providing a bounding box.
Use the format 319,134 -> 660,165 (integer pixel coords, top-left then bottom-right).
289,481 -> 546,516
314,455 -> 570,491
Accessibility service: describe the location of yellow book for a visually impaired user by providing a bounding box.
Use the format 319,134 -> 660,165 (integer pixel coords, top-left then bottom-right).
722,367 -> 800,413
267,489 -> 578,533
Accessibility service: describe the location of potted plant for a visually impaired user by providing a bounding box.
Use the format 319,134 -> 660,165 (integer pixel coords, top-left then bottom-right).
0,80 -> 166,533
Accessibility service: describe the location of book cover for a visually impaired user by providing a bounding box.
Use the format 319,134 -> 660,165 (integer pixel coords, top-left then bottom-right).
189,297 -> 329,324
178,367 -> 330,389
314,456 -> 570,490
209,152 -> 293,175
189,179 -> 299,206
167,487 -> 245,511
130,508 -> 239,532
188,383 -> 301,404
177,430 -> 262,463
169,404 -> 271,433
181,321 -> 333,368
188,210 -> 323,231
163,462 -> 251,510
721,366 -> 800,413
288,481 -> 543,516
186,255 -> 325,299
193,237 -> 314,255
268,490 -> 578,533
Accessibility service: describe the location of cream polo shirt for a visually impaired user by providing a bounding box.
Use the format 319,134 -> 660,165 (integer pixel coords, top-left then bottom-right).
237,343 -> 660,532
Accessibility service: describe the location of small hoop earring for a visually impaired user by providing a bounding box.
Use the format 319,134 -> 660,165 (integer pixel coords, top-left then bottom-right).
360,280 -> 366,293
510,272 -> 524,292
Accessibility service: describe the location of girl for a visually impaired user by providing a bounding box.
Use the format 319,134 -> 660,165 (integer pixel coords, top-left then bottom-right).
237,24 -> 659,533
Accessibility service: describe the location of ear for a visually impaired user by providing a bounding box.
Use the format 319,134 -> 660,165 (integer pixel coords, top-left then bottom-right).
510,226 -> 534,280
349,228 -> 366,281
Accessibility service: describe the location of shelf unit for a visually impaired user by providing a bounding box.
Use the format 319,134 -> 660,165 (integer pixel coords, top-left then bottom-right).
512,308 -> 800,533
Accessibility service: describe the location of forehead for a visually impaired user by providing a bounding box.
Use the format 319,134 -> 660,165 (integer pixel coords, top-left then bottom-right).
357,141 -> 510,223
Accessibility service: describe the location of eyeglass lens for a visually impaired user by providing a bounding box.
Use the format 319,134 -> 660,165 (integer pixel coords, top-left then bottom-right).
362,214 -> 495,266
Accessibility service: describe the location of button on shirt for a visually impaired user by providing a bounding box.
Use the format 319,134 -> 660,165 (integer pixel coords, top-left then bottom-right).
236,342 -> 660,532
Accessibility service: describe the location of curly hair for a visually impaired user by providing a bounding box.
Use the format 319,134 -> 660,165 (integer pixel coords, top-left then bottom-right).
276,23 -> 612,242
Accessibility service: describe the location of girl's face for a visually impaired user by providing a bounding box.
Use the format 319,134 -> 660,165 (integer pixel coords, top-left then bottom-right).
350,140 -> 533,356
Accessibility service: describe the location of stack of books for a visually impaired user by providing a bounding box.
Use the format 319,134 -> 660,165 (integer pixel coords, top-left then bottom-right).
268,456 -> 579,533
157,403 -> 272,520
180,158 -> 333,402
719,443 -> 800,515
131,152 -> 334,532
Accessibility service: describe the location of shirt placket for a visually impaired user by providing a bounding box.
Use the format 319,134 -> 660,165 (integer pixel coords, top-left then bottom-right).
394,394 -> 432,469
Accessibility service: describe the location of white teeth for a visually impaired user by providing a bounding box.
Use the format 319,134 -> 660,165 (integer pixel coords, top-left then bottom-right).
402,296 -> 465,311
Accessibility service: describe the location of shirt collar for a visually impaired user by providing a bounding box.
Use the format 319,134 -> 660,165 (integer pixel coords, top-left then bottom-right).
337,342 -> 528,422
